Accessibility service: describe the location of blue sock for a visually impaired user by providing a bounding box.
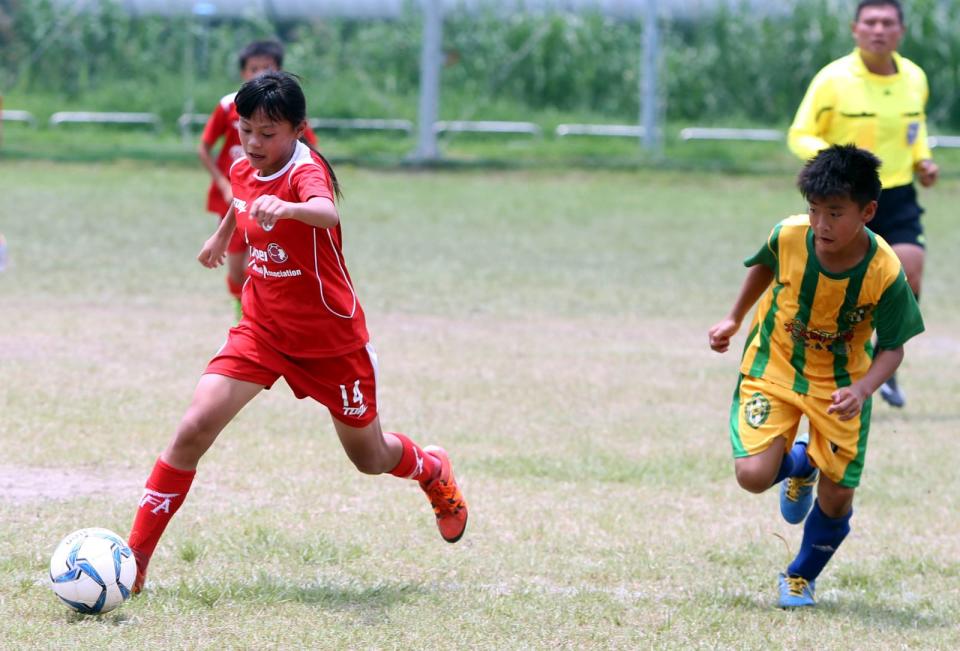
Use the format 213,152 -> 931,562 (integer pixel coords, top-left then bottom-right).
787,500 -> 852,581
787,440 -> 813,478
771,452 -> 796,486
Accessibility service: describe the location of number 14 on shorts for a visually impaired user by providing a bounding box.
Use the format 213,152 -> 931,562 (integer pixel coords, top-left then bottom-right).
339,380 -> 367,418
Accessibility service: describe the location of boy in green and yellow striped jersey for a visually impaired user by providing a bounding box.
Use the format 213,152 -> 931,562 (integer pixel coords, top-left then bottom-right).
709,144 -> 923,608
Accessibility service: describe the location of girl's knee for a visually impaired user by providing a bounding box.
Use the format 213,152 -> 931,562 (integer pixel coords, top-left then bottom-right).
347,450 -> 389,475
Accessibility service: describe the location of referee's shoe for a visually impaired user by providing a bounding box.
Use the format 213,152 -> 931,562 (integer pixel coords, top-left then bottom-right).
880,373 -> 906,408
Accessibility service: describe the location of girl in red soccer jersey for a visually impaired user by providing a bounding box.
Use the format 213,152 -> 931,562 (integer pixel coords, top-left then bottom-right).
198,40 -> 318,316
128,71 -> 467,593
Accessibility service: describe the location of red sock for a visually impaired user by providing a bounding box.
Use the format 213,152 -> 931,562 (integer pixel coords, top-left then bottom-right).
388,433 -> 439,483
226,275 -> 243,300
128,458 -> 196,567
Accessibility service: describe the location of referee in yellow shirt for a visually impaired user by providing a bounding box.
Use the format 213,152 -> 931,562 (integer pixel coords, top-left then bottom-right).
788,0 -> 938,408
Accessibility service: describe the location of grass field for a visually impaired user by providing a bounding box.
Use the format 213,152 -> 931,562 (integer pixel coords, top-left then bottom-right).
1,160 -> 958,649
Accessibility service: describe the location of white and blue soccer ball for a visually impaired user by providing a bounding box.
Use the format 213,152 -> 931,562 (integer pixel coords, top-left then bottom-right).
49,528 -> 137,614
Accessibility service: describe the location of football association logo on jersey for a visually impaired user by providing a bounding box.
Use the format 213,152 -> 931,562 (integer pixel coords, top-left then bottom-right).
844,304 -> 874,325
232,198 -> 248,214
267,243 -> 288,263
907,121 -> 919,145
744,392 -> 770,429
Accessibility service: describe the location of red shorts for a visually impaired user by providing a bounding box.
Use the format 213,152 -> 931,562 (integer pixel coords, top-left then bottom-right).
205,323 -> 378,427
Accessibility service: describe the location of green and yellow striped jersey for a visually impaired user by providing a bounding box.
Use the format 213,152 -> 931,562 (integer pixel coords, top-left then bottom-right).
740,215 -> 924,398
788,48 -> 932,189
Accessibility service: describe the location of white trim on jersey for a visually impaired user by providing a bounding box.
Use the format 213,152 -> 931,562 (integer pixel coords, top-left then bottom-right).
364,342 -> 380,407
254,141 -> 311,182
229,155 -> 246,175
312,227 -> 358,319
219,92 -> 238,110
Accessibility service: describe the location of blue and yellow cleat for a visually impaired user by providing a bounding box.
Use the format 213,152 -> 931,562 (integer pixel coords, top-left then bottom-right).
778,573 -> 815,608
780,467 -> 818,524
879,373 -> 905,408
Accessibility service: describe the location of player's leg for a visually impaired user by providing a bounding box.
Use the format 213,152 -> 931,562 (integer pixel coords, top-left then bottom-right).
730,375 -> 803,493
163,373 -> 264,469
779,430 -> 818,524
291,344 -> 468,542
873,187 -> 924,408
128,373 -> 263,592
892,243 -> 924,299
331,415 -> 468,543
779,477 -> 854,608
778,395 -> 868,608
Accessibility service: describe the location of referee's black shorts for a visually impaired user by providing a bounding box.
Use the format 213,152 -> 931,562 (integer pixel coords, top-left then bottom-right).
870,184 -> 925,248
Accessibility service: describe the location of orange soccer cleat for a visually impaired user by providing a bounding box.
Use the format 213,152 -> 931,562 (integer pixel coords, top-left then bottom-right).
420,446 -> 468,543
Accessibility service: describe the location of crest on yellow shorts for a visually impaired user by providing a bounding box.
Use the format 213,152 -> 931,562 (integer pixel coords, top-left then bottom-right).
744,392 -> 771,429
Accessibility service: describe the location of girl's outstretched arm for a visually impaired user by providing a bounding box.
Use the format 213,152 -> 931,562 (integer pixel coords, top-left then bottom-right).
250,195 -> 338,231
198,205 -> 237,268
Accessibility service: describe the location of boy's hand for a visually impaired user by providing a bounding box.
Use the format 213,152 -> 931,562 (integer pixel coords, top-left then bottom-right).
708,318 -> 740,353
828,384 -> 869,421
250,194 -> 291,231
198,232 -> 229,268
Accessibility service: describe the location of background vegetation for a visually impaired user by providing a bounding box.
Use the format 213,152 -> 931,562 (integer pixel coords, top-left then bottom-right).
3,0 -> 960,133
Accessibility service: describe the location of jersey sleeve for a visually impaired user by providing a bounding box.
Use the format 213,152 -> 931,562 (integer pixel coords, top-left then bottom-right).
201,104 -> 229,146
290,163 -> 334,203
911,69 -> 934,164
788,69 -> 834,162
743,222 -> 782,270
873,269 -> 924,349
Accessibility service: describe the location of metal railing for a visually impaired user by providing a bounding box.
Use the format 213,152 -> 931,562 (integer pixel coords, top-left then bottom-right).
49,111 -> 161,130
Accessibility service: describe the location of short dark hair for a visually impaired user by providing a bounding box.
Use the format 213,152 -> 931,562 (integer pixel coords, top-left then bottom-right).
797,144 -> 882,208
238,40 -> 284,70
855,0 -> 903,24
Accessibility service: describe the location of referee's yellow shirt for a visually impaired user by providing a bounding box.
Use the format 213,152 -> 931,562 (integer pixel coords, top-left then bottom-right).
788,49 -> 933,188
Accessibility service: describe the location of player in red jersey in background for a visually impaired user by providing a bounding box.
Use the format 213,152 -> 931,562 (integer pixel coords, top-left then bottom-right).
128,71 -> 467,593
198,40 -> 318,317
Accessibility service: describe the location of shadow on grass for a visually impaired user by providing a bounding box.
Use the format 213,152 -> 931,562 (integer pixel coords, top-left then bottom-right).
158,573 -> 424,612
720,591 -> 951,630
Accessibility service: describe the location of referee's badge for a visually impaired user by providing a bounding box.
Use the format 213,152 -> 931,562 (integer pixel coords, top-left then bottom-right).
744,392 -> 771,429
907,121 -> 919,145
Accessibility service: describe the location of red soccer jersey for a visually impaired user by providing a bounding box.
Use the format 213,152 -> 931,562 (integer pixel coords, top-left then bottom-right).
202,92 -> 318,217
229,141 -> 368,357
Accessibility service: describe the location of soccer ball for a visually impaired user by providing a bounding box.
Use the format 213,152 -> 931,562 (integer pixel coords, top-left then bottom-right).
49,528 -> 137,614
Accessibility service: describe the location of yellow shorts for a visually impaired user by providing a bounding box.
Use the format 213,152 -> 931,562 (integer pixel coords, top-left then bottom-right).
729,375 -> 872,488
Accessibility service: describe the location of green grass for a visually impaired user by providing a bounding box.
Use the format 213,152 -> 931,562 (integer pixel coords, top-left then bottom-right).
1,161 -> 958,649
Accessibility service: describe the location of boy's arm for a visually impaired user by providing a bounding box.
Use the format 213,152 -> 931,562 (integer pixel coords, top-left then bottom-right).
828,347 -> 903,421
709,264 -> 775,353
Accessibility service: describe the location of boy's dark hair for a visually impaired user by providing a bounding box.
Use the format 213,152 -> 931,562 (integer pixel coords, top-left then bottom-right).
235,71 -> 341,199
797,144 -> 882,208
855,0 -> 903,24
238,40 -> 284,70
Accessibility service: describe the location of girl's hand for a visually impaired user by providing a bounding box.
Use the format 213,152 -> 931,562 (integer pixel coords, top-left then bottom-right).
250,194 -> 292,231
828,384 -> 869,421
708,318 -> 740,353
198,232 -> 230,268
